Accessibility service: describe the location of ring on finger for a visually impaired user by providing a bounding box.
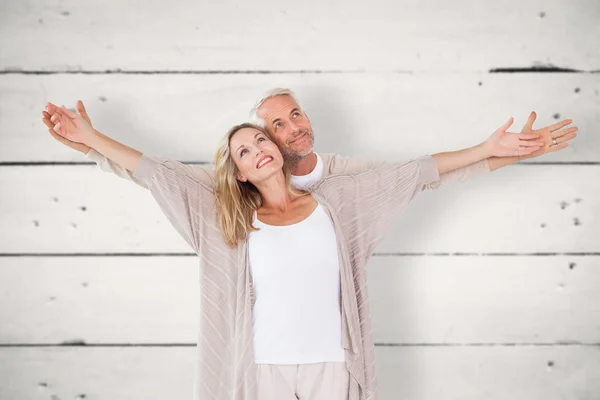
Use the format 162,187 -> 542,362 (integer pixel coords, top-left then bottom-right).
552,138 -> 558,146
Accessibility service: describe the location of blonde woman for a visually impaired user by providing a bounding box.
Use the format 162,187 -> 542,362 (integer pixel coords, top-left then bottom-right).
44,102 -> 575,400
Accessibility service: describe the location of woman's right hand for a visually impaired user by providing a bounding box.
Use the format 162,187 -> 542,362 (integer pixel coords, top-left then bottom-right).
44,102 -> 95,145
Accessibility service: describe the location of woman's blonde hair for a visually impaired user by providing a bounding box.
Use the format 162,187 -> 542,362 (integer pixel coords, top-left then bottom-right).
214,122 -> 303,247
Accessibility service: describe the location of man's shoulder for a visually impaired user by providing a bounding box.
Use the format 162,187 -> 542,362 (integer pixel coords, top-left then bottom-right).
316,152 -> 383,176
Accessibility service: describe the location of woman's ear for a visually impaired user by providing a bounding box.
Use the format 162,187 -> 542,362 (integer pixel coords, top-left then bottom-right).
236,171 -> 247,182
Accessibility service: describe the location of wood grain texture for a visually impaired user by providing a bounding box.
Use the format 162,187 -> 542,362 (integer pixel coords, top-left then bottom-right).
0,256 -> 598,345
1,0 -> 598,396
0,346 -> 597,400
1,0 -> 598,71
0,165 -> 597,253
2,73 -> 597,163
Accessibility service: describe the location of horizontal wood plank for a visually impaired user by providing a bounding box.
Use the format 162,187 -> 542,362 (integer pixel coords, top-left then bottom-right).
1,256 -> 598,344
0,165 -> 597,253
1,73 -> 598,162
0,346 -> 597,399
1,0 -> 598,71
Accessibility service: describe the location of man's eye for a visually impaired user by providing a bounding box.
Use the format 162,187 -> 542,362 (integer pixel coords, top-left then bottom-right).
275,122 -> 282,129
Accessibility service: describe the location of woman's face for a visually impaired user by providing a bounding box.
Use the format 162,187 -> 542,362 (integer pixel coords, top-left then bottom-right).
229,127 -> 285,185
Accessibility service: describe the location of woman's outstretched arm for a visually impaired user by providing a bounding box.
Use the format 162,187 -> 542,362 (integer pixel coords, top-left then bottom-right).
42,100 -> 149,188
44,102 -> 214,254
42,100 -> 215,189
46,102 -> 142,172
315,114 -> 578,260
430,115 -> 576,175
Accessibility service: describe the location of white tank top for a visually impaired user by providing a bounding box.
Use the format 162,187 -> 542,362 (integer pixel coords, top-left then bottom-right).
248,203 -> 346,364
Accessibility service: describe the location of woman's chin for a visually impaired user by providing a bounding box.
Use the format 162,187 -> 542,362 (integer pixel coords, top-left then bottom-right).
249,164 -> 284,185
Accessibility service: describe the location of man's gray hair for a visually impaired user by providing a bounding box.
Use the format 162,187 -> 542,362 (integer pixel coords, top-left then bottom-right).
249,88 -> 302,128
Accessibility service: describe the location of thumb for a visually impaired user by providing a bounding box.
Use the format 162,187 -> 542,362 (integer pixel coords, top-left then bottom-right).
499,116 -> 514,132
76,100 -> 93,127
523,111 -> 536,132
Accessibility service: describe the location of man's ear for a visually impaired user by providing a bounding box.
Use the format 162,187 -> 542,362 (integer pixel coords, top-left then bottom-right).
236,171 -> 247,182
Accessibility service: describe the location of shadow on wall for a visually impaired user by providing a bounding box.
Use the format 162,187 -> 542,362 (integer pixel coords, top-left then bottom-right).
298,85 -> 364,157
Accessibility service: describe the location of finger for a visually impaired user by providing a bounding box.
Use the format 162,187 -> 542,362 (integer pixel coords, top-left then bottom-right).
41,116 -> 54,130
76,100 -> 93,127
53,122 -> 62,135
51,111 -> 66,123
517,133 -> 541,140
529,148 -> 545,158
548,119 -> 573,132
554,132 -> 577,144
551,126 -> 578,139
46,102 -> 59,113
42,110 -> 56,120
52,107 -> 65,118
48,126 -> 67,144
548,142 -> 569,152
499,117 -> 514,131
60,105 -> 78,118
515,146 -> 541,156
523,111 -> 537,131
519,140 -> 545,147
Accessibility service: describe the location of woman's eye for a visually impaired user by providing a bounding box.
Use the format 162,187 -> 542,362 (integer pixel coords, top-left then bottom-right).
258,137 -> 265,142
240,149 -> 247,156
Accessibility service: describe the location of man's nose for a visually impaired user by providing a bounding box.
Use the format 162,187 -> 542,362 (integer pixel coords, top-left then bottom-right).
288,120 -> 300,133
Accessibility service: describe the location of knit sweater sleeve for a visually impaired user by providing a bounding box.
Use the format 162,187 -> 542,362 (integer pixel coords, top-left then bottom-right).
325,152 -> 490,188
315,155 -> 441,262
86,148 -> 217,191
133,153 -> 216,254
86,148 -> 150,189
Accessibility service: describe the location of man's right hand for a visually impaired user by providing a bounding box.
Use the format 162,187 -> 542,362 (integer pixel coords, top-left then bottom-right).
42,99 -> 93,154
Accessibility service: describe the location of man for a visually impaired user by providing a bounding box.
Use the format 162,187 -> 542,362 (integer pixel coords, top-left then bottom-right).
41,88 -> 578,191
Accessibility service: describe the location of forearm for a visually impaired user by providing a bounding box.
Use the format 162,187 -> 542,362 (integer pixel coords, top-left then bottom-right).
487,154 -> 529,172
85,129 -> 143,173
431,142 -> 491,175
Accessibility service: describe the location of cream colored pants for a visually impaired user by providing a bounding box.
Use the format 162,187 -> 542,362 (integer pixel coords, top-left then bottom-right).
256,361 -> 350,400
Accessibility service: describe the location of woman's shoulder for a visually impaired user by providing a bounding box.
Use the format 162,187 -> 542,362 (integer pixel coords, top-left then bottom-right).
135,153 -> 216,193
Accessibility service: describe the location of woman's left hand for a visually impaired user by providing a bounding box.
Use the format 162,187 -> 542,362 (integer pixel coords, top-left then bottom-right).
484,117 -> 545,157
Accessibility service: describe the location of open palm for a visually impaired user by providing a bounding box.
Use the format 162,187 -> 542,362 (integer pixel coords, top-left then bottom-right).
485,117 -> 544,157
519,112 -> 578,158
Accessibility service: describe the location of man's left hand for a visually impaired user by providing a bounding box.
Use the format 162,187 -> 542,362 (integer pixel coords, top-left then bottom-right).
518,112 -> 578,159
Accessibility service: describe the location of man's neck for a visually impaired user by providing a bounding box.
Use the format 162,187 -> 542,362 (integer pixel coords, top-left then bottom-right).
288,152 -> 317,176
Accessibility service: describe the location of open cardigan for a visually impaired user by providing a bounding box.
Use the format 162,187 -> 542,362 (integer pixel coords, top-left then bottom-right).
87,148 -> 490,399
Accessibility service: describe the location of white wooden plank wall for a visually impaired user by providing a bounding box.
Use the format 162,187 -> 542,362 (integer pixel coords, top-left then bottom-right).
0,0 -> 599,399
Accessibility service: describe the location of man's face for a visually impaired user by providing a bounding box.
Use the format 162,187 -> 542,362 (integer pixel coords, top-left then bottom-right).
257,95 -> 315,164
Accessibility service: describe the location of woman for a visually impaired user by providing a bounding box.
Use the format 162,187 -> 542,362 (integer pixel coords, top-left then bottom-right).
45,102 -> 555,400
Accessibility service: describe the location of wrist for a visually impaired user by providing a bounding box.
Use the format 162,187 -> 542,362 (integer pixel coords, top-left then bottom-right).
476,140 -> 494,159
84,129 -> 102,148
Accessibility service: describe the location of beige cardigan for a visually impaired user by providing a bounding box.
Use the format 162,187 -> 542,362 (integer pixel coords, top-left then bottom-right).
86,149 -> 490,399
